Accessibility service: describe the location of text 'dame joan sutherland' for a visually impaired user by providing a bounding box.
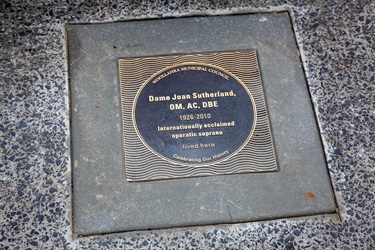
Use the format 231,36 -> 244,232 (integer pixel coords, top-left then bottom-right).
133,63 -> 256,166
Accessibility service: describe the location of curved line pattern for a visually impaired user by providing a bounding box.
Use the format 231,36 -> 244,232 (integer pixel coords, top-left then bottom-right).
119,51 -> 278,181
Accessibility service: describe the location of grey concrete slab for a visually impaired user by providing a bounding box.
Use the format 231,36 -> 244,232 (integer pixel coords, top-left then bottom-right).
67,13 -> 336,236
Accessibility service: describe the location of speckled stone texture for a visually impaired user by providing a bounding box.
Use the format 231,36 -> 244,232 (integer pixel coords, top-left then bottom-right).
0,1 -> 373,249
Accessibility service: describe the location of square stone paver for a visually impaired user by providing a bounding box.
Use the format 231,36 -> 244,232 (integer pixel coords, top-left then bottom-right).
67,12 -> 336,236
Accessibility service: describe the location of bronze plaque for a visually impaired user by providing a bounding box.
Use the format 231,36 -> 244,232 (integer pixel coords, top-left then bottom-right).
119,51 -> 277,181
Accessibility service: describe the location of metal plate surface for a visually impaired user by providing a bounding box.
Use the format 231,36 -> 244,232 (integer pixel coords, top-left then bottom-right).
119,51 -> 277,181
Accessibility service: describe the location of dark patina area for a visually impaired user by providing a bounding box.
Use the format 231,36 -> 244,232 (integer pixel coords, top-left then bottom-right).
134,63 -> 255,166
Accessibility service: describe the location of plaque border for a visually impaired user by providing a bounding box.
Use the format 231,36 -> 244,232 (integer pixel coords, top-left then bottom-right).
119,50 -> 278,181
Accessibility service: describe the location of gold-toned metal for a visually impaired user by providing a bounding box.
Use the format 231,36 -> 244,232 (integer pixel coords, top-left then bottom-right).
119,51 -> 278,182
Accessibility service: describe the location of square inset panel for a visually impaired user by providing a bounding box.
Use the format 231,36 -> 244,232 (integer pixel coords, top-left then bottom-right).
119,51 -> 277,181
67,12 -> 336,236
